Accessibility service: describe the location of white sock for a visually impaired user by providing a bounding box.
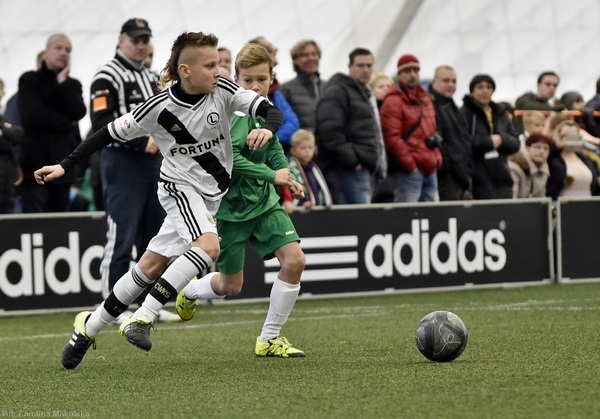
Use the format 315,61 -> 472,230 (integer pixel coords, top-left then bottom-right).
185,272 -> 224,300
259,278 -> 300,342
86,264 -> 153,336
133,247 -> 213,323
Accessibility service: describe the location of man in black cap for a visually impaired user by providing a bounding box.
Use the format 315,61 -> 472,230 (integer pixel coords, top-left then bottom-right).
89,18 -> 179,323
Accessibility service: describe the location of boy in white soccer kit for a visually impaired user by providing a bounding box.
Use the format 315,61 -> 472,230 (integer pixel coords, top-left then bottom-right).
35,32 -> 292,369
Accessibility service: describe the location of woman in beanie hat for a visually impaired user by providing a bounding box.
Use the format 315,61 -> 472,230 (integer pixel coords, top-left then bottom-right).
459,73 -> 520,199
560,90 -> 600,140
508,132 -> 551,198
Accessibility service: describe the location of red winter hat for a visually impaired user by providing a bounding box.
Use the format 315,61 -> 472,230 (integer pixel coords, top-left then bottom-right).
397,54 -> 420,72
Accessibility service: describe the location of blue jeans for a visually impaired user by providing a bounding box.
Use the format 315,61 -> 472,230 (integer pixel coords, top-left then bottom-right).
393,170 -> 439,202
325,167 -> 372,204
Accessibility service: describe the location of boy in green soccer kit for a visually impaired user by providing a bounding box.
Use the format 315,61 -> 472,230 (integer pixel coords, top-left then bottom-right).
177,43 -> 307,357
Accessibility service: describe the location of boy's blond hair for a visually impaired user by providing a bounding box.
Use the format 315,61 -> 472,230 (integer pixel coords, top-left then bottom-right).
522,110 -> 545,128
291,129 -> 315,148
235,43 -> 274,76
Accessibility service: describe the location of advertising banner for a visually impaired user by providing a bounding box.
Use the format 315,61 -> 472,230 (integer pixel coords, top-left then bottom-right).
556,197 -> 600,282
238,199 -> 554,299
1,200 -> 553,312
0,213 -> 106,312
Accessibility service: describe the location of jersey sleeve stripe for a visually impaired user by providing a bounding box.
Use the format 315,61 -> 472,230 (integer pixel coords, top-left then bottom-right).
107,121 -> 128,142
247,95 -> 264,117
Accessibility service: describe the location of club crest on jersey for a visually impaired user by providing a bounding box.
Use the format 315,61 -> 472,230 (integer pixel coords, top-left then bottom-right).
207,112 -> 220,126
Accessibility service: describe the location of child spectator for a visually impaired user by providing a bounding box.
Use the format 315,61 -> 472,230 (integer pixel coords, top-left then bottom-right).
519,110 -> 546,144
281,129 -> 331,213
369,72 -> 393,109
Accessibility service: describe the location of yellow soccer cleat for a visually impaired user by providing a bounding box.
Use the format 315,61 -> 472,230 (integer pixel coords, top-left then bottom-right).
255,336 -> 306,358
175,288 -> 197,321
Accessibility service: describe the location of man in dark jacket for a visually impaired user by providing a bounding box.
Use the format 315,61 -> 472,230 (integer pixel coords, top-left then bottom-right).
18,33 -> 87,212
315,48 -> 385,204
428,65 -> 473,200
514,71 -> 565,133
0,115 -> 23,213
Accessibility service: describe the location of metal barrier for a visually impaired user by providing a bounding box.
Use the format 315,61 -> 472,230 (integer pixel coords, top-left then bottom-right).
513,110 -> 600,118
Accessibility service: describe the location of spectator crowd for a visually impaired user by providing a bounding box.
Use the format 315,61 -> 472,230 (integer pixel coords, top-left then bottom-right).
3,20 -> 600,220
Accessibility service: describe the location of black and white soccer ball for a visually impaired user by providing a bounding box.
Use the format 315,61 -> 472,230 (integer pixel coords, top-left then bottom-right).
415,310 -> 468,362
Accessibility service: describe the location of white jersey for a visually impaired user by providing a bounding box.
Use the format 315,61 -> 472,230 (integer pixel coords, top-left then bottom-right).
107,77 -> 266,201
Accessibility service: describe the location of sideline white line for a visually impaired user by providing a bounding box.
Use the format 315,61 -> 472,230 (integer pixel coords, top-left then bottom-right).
4,299 -> 600,342
0,312 -> 382,343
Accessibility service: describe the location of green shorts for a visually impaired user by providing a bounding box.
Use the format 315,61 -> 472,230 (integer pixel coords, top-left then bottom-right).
216,204 -> 300,274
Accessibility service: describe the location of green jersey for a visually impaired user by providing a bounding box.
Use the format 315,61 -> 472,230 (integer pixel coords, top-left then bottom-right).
217,114 -> 290,221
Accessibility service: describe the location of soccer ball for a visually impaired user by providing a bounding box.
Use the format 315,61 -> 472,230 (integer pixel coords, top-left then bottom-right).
415,310 -> 468,362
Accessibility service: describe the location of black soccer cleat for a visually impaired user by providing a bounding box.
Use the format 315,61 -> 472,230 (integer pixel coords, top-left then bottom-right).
61,311 -> 96,369
119,317 -> 153,351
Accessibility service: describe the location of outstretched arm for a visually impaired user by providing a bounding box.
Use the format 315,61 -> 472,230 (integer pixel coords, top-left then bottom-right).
34,126 -> 113,184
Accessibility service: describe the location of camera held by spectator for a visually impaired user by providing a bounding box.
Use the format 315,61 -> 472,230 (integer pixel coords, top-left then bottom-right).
426,132 -> 443,149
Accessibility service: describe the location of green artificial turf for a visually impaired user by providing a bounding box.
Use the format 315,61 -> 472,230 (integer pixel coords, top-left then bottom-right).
1,282 -> 599,418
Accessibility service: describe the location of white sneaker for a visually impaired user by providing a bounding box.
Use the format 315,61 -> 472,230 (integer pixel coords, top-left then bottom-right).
156,309 -> 182,323
109,310 -> 133,326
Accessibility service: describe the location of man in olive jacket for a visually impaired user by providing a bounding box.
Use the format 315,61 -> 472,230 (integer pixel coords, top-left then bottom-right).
315,48 -> 385,204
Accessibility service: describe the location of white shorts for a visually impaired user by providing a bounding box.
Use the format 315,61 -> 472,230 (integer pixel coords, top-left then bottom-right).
147,180 -> 221,258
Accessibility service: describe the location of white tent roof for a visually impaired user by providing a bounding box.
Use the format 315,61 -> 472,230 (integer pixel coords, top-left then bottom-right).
1,0 -> 599,133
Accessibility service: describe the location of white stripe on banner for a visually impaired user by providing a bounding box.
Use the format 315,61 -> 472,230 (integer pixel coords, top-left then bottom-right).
264,251 -> 359,267
263,235 -> 360,283
265,268 -> 359,284
299,235 -> 358,249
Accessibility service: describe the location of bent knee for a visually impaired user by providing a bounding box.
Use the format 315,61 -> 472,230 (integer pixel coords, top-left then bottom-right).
192,233 -> 220,262
137,253 -> 170,280
203,245 -> 220,262
223,283 -> 243,297
221,272 -> 244,297
283,251 -> 306,274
